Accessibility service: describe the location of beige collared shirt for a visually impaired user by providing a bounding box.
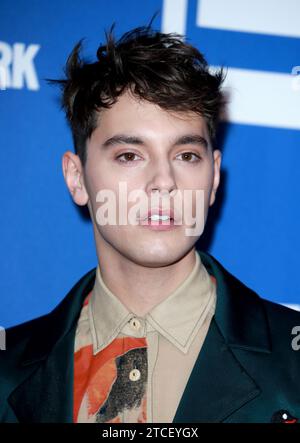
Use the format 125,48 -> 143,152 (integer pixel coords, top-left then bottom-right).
74,250 -> 217,423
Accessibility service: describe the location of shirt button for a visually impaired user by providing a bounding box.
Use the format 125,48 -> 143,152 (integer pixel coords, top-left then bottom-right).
129,317 -> 141,331
129,369 -> 141,382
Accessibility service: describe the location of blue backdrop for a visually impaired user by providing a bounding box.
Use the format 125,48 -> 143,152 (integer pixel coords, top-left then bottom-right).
1,0 -> 299,328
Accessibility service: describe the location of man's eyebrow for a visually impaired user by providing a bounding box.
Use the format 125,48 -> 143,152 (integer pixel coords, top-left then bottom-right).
101,133 -> 209,150
173,134 -> 208,150
102,135 -> 145,148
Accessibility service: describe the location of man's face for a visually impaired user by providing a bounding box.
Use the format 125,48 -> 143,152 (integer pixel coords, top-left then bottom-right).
65,90 -> 221,267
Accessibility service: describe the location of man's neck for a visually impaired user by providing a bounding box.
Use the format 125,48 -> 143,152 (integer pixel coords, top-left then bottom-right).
94,238 -> 196,317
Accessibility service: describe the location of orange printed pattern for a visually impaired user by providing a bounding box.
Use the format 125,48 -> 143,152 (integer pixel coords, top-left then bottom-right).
74,296 -> 148,423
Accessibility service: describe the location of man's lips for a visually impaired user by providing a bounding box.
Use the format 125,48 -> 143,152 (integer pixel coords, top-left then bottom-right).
138,208 -> 177,226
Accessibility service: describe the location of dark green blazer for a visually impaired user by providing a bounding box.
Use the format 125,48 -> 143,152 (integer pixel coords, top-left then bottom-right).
1,251 -> 300,423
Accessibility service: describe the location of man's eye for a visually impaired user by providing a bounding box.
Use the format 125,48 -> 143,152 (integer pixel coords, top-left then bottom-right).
116,152 -> 141,163
177,152 -> 201,162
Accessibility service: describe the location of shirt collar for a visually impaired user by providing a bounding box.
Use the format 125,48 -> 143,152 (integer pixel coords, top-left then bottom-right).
88,250 -> 216,355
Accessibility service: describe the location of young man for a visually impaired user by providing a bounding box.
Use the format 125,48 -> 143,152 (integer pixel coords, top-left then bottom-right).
0,25 -> 300,424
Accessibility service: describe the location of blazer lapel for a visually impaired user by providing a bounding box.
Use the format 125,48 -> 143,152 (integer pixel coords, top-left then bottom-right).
173,319 -> 261,422
8,268 -> 97,423
173,251 -> 272,423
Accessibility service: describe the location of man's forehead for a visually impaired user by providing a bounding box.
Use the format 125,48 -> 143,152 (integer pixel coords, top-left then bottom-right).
94,91 -> 210,141
98,90 -> 203,119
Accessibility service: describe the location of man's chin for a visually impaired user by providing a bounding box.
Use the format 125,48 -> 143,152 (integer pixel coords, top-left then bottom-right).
122,246 -> 193,269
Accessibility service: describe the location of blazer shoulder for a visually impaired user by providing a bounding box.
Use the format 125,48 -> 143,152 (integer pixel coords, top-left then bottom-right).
0,313 -> 52,411
262,298 -> 300,348
262,297 -> 300,328
0,313 -> 49,370
0,266 -> 97,374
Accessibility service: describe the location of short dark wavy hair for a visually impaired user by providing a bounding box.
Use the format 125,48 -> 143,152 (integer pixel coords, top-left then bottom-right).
52,24 -> 226,165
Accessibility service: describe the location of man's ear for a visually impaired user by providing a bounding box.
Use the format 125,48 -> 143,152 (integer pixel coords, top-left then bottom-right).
209,149 -> 222,206
62,151 -> 89,206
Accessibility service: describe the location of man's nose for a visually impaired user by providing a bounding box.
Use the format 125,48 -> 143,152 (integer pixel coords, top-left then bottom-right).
145,160 -> 177,195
